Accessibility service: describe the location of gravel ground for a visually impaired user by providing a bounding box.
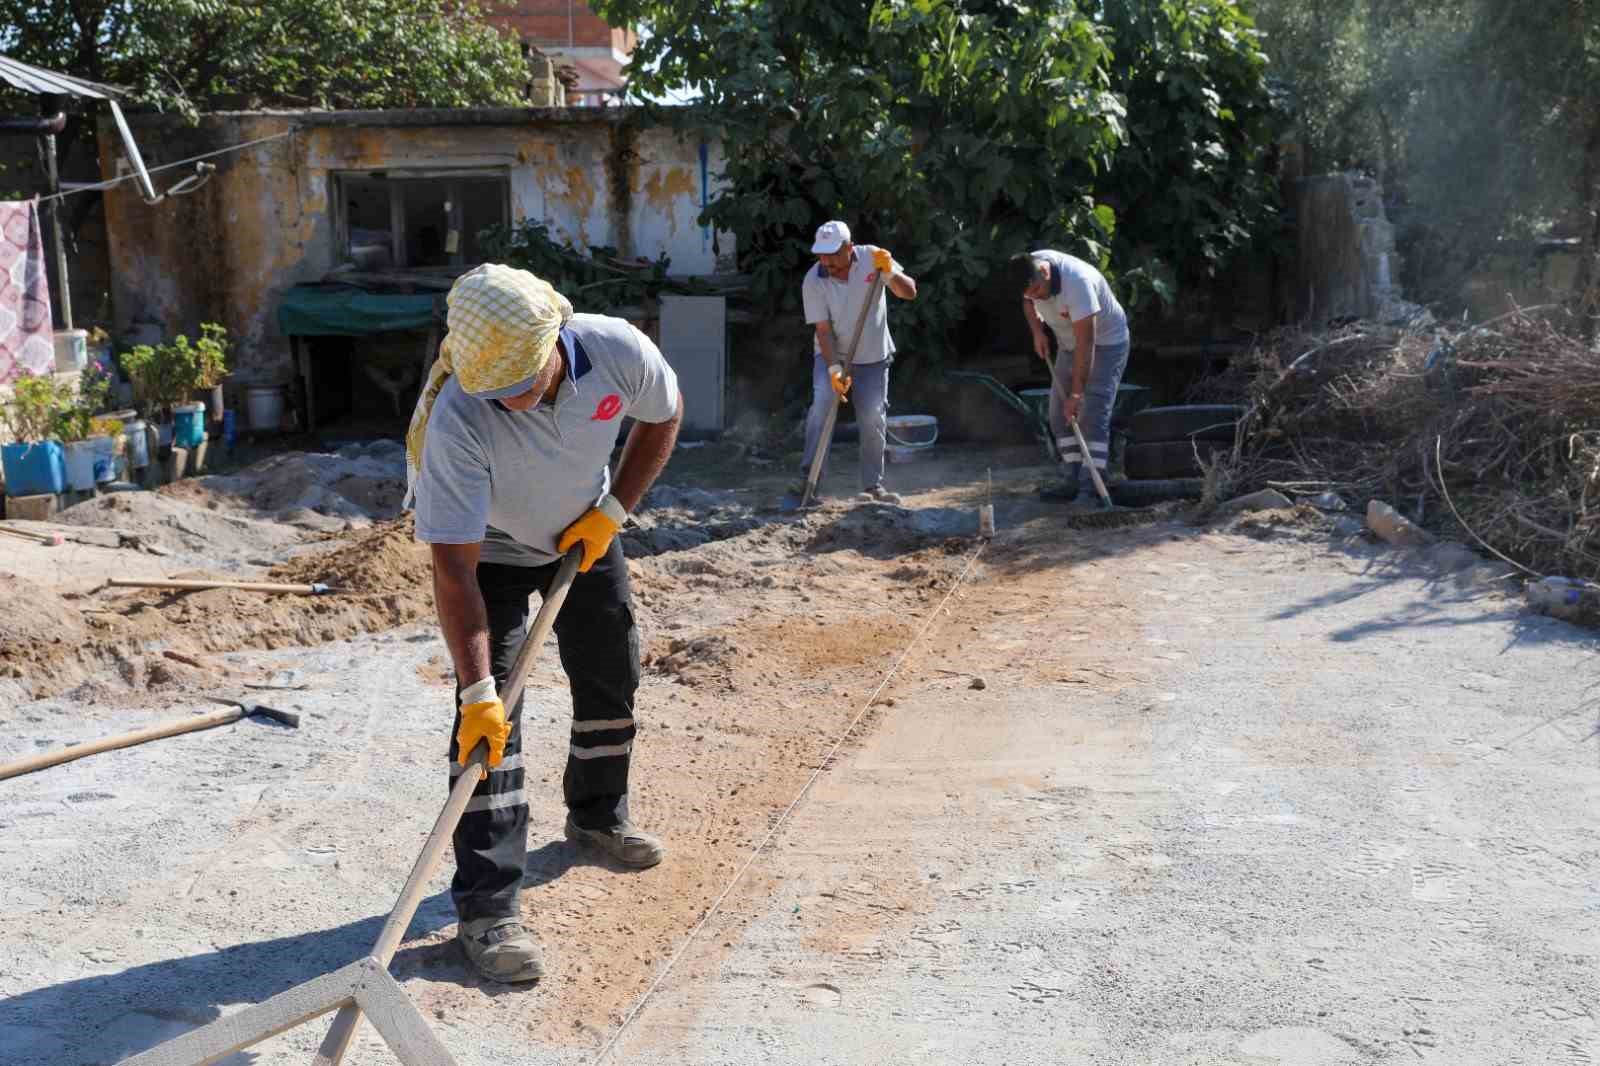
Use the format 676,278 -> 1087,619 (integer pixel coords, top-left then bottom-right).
2,452 -> 1596,1066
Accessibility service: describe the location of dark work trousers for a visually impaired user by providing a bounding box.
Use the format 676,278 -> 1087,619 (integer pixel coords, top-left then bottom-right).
448,538 -> 640,922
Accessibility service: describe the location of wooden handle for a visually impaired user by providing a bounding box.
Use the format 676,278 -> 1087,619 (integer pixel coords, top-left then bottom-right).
312,548 -> 583,1066
0,706 -> 245,783
1069,418 -> 1114,510
108,578 -> 322,595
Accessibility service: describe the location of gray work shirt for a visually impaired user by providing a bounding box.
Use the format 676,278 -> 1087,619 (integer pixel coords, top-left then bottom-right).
801,244 -> 895,366
1028,249 -> 1130,349
413,313 -> 680,567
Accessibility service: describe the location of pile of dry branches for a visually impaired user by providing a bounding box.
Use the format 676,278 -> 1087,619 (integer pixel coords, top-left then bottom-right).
1204,307 -> 1600,580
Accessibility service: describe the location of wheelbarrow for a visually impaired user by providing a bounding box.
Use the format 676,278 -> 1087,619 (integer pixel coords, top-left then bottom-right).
946,369 -> 1151,467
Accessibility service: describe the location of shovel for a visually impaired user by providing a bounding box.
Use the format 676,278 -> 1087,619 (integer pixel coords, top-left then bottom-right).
0,701 -> 300,783
1061,416 -> 1167,531
782,270 -> 891,512
310,546 -> 582,1065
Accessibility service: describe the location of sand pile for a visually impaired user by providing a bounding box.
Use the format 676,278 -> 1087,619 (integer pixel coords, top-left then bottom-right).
162,441 -> 407,532
54,492 -> 304,561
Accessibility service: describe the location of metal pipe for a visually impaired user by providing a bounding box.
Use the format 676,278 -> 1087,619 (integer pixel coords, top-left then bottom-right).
0,112 -> 65,135
40,102 -> 72,329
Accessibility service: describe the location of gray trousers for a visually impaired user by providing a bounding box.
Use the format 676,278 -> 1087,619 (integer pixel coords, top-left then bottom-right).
801,355 -> 890,492
1048,339 -> 1130,490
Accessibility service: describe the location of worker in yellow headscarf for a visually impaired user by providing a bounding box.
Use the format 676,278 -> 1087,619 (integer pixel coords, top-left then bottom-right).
407,263 -> 683,984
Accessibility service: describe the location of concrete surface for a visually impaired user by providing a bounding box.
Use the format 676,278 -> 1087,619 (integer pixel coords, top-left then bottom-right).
2,517 -> 1597,1065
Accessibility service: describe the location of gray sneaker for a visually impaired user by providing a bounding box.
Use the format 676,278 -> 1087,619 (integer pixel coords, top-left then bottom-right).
458,917 -> 544,983
859,485 -> 903,505
565,816 -> 665,869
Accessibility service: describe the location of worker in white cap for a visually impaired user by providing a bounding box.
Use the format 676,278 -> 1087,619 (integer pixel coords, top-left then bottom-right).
794,219 -> 918,503
407,263 -> 682,984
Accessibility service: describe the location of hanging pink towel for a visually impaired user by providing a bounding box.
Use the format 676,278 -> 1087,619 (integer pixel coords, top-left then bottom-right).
0,198 -> 55,384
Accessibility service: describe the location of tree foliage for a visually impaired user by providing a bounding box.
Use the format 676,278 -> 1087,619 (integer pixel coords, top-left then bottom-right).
1252,0 -> 1600,320
0,0 -> 531,120
592,0 -> 1281,362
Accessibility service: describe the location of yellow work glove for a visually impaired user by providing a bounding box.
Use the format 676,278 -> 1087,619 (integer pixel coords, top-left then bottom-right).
829,362 -> 852,400
557,494 -> 627,573
872,248 -> 894,274
457,677 -> 510,768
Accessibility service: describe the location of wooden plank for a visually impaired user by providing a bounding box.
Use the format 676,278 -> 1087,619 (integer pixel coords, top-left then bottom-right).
354,967 -> 460,1066
118,961 -> 364,1066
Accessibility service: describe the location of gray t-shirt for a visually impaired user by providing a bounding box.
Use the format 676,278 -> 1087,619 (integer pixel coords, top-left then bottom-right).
413,313 -> 679,566
1029,249 -> 1130,348
801,244 -> 895,365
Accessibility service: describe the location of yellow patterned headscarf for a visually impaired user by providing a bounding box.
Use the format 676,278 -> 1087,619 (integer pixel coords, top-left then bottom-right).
404,264 -> 573,505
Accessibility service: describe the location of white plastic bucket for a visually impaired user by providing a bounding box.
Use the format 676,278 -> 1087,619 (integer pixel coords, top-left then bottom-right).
886,414 -> 938,448
63,439 -> 98,491
123,419 -> 149,468
246,385 -> 285,433
53,329 -> 87,373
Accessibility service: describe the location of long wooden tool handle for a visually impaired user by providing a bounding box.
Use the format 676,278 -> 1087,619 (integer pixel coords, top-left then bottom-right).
801,272 -> 889,508
313,548 -> 583,1066
108,578 -> 322,595
0,706 -> 245,783
1070,417 -> 1115,510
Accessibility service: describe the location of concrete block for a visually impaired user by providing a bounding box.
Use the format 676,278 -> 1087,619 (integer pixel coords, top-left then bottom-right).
192,437 -> 210,475
1220,488 -> 1293,515
4,492 -> 60,522
165,447 -> 190,483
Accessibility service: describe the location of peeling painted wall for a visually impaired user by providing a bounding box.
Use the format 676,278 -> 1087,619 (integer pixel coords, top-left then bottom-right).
100,109 -> 732,386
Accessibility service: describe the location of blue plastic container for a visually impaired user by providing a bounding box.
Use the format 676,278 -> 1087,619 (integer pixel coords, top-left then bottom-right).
2,440 -> 67,497
174,402 -> 207,449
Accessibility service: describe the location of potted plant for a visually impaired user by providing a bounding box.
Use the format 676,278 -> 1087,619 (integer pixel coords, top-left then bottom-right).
192,322 -> 231,424
1,373 -> 71,497
122,335 -> 198,446
53,365 -> 121,490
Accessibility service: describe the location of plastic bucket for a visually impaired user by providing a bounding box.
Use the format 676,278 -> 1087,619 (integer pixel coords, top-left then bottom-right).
90,435 -> 117,482
53,329 -> 87,373
63,440 -> 98,492
156,422 -> 174,448
174,401 -> 207,448
123,419 -> 150,468
1,440 -> 67,496
886,414 -> 938,448
246,385 -> 285,433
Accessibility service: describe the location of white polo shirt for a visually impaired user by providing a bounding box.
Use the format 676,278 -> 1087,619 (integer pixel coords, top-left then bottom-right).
801,244 -> 895,366
1028,249 -> 1129,349
413,313 -> 679,567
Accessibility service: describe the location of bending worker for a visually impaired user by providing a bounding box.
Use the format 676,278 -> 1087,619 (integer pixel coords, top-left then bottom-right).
406,263 -> 682,983
1011,250 -> 1130,501
795,219 -> 917,503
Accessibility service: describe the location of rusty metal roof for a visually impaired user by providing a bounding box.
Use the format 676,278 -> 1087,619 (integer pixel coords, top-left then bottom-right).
0,54 -> 120,99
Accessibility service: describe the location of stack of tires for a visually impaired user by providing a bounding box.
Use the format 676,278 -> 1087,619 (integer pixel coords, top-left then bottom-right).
1111,404 -> 1244,506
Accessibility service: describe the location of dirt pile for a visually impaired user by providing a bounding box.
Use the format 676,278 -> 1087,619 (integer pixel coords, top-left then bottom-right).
54,492 -> 305,561
163,442 -> 407,531
0,517 -> 435,703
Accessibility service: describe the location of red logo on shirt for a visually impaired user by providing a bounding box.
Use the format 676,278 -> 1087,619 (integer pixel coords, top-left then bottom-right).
591,394 -> 623,421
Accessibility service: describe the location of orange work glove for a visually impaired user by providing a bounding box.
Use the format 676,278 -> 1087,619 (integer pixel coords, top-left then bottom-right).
872,248 -> 894,274
829,362 -> 852,400
457,677 -> 510,768
557,494 -> 627,572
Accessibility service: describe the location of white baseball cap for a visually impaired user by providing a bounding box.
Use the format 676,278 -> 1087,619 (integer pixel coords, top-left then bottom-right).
810,220 -> 851,254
